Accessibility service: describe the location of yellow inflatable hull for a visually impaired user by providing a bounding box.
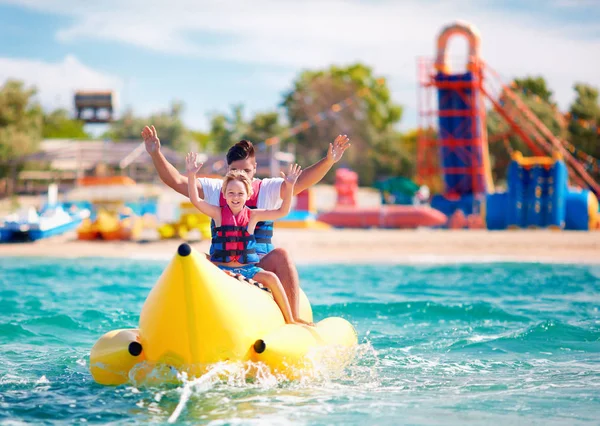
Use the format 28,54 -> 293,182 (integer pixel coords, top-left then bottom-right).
90,244 -> 358,385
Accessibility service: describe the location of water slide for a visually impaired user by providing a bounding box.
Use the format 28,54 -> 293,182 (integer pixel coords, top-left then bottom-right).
434,21 -> 494,197
425,21 -> 599,229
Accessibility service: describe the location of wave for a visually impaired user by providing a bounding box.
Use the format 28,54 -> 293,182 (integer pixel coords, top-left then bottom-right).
448,320 -> 600,353
317,301 -> 531,323
23,314 -> 86,331
0,323 -> 37,340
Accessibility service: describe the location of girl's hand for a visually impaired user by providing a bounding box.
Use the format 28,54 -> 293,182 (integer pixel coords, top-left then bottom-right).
280,163 -> 303,185
185,152 -> 203,175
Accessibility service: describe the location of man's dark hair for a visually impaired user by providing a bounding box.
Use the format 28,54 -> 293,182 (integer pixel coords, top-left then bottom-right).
226,140 -> 255,165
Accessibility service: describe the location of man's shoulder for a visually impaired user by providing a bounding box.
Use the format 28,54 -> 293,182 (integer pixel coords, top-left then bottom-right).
198,177 -> 223,186
257,177 -> 283,195
259,177 -> 284,184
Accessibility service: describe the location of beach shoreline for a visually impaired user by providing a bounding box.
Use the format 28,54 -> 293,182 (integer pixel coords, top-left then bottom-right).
1,229 -> 599,265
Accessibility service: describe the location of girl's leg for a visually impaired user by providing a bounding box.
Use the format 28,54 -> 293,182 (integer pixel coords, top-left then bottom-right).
257,248 -> 301,319
253,271 -> 298,325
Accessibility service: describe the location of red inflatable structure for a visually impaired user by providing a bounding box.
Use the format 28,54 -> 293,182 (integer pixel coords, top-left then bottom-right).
316,169 -> 447,229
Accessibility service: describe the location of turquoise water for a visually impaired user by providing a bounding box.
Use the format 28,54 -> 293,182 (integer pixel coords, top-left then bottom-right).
1,257 -> 600,425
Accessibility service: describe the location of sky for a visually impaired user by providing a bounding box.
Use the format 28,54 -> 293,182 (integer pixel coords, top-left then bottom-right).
1,0 -> 599,136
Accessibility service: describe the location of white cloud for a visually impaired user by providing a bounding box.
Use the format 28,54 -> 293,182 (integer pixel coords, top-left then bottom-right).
3,0 -> 599,127
551,0 -> 600,8
0,55 -> 123,113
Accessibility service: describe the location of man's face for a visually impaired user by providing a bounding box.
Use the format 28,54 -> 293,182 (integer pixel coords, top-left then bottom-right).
228,158 -> 257,180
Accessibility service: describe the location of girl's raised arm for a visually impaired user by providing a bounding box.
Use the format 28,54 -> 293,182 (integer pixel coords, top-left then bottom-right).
185,152 -> 221,220
252,164 -> 302,222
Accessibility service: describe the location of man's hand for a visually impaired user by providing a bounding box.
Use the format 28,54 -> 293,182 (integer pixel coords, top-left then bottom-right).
185,152 -> 204,175
280,163 -> 303,185
141,125 -> 161,155
327,134 -> 351,164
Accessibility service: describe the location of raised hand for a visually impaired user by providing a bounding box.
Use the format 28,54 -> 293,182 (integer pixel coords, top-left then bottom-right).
280,163 -> 303,185
327,134 -> 351,163
141,125 -> 161,154
185,152 -> 204,175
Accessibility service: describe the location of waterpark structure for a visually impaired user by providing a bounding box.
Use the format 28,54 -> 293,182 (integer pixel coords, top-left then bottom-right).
4,21 -> 598,235
417,21 -> 599,230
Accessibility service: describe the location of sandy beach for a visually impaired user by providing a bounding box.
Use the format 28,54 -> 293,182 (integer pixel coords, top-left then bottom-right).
1,229 -> 599,264
2,187 -> 599,264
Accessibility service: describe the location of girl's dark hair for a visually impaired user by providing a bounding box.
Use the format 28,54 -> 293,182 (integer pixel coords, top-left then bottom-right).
226,140 -> 255,165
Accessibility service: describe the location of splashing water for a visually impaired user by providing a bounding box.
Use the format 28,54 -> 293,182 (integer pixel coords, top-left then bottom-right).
1,258 -> 600,424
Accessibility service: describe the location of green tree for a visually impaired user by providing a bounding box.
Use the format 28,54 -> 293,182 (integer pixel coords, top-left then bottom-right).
190,130 -> 213,152
568,83 -> 599,158
0,80 -> 43,179
106,101 -> 191,151
208,105 -> 286,154
282,63 -> 403,185
370,130 -> 417,180
398,129 -> 419,178
513,76 -> 554,104
486,76 -> 565,182
43,109 -> 90,138
208,104 -> 249,153
246,111 -> 286,146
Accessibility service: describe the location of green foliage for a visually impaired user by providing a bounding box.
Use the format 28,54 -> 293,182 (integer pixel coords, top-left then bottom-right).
513,76 -> 554,104
568,83 -> 599,159
5,67 -> 594,191
208,104 -> 248,153
486,76 -> 566,182
0,80 -> 43,177
43,109 -> 89,138
190,130 -> 213,152
282,63 -> 403,185
246,111 -> 286,145
370,130 -> 417,181
208,105 -> 286,153
486,78 -> 600,185
105,101 -> 191,152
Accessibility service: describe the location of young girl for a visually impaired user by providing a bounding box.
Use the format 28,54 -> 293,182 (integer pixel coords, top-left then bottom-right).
185,152 -> 309,326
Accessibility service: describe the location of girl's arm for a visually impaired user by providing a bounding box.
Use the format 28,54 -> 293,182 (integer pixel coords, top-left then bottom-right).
253,164 -> 302,222
185,152 -> 221,221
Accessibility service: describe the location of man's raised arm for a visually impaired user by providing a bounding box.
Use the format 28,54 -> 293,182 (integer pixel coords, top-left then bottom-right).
285,134 -> 351,196
141,125 -> 204,198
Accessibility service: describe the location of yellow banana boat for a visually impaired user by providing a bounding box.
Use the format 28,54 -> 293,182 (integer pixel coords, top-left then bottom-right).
90,243 -> 358,385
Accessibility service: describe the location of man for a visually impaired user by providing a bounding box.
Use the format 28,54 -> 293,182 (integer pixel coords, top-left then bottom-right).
141,125 -> 350,318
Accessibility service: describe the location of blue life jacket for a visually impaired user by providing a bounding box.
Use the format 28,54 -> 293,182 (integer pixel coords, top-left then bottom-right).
210,205 -> 260,264
209,179 -> 275,258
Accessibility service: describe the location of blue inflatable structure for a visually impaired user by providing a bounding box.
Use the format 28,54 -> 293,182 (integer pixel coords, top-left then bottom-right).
485,152 -> 598,231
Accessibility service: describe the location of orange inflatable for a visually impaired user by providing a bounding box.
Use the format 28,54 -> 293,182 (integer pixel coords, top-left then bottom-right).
77,176 -> 136,186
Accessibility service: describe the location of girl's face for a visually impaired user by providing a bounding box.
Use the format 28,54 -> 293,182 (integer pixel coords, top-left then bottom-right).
224,180 -> 249,212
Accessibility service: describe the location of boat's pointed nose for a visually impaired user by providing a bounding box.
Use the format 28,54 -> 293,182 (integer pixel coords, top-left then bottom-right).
138,243 -> 284,370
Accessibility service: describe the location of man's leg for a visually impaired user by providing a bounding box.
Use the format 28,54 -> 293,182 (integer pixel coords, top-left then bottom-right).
257,248 -> 301,319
